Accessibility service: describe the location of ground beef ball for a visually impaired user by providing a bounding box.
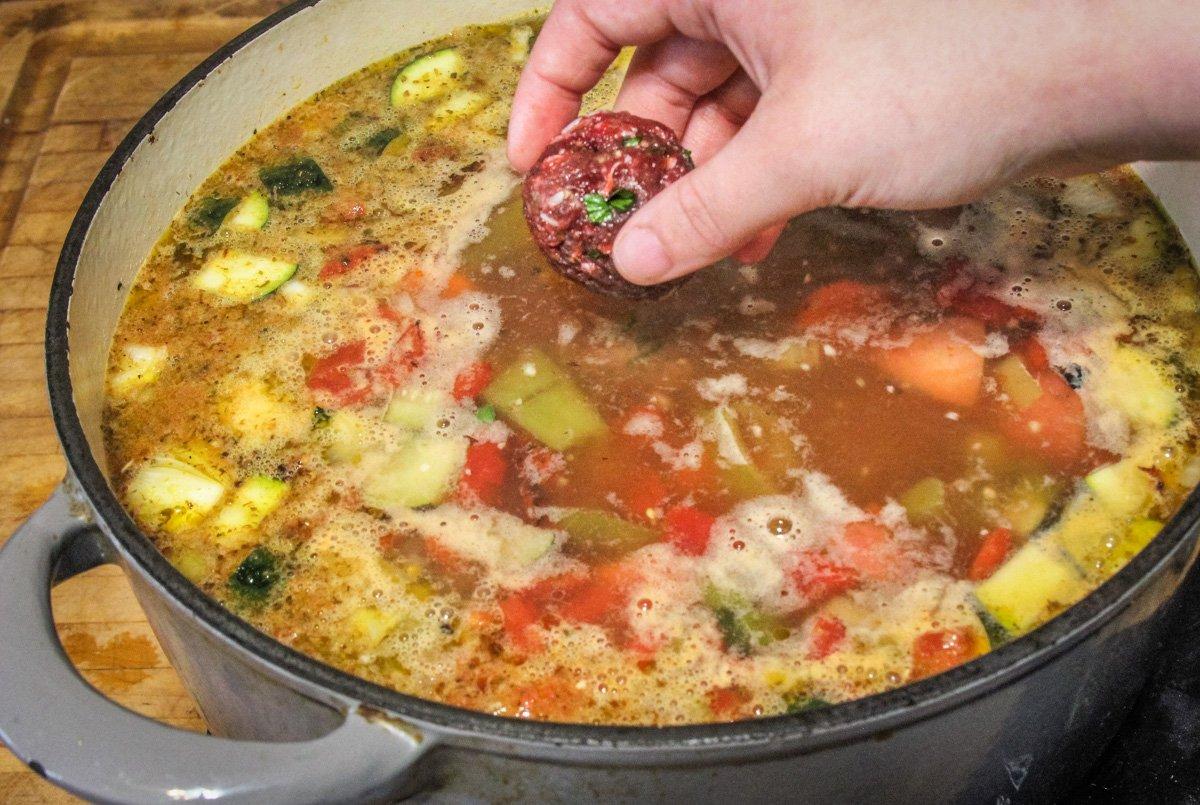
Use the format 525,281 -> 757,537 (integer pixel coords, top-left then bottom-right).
523,110 -> 694,299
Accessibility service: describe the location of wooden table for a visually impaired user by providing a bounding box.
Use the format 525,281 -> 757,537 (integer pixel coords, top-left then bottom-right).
0,3 -> 288,799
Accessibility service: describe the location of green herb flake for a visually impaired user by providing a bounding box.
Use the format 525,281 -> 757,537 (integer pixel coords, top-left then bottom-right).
784,693 -> 831,714
583,188 -> 638,224
312,406 -> 332,428
682,148 -> 694,167
229,547 -> 282,601
476,403 -> 497,423
622,135 -> 642,148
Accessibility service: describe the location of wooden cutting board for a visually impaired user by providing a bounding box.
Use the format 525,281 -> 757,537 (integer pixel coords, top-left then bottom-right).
0,3 -> 289,800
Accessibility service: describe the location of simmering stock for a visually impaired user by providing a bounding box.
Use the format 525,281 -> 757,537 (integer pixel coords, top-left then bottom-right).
104,17 -> 1200,724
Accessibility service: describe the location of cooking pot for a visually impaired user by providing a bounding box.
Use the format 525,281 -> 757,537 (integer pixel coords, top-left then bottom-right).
2,1 -> 1200,801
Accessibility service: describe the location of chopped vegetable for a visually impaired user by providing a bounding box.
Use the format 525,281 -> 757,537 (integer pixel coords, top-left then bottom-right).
109,344 -> 168,395
1085,459 -> 1156,517
974,540 -> 1088,635
259,157 -> 332,196
222,191 -> 270,232
475,403 -> 496,423
391,48 -> 464,105
190,196 -> 238,232
453,361 -> 494,401
229,547 -> 283,601
704,585 -> 785,655
910,627 -> 985,679
459,441 -> 508,506
993,353 -> 1043,409
967,527 -> 1014,581
899,477 -> 946,523
212,476 -> 289,548
664,505 -> 715,556
556,509 -> 657,558
583,188 -> 637,224
192,249 -> 297,303
872,317 -> 986,407
363,437 -> 468,509
483,349 -> 607,451
125,453 -> 227,533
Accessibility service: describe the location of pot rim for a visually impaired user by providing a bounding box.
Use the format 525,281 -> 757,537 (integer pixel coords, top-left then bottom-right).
44,0 -> 1200,755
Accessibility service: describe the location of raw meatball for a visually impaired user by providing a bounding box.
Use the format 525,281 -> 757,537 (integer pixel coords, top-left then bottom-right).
523,111 -> 693,299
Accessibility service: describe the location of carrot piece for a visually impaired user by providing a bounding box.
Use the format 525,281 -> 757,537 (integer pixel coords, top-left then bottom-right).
399,268 -> 426,295
968,527 -> 1014,581
995,365 -> 1086,470
911,627 -> 981,680
840,521 -> 899,581
807,615 -> 847,660
796,279 -> 889,330
453,362 -> 494,401
664,505 -> 715,556
871,317 -> 986,407
557,563 -> 636,625
442,272 -> 475,298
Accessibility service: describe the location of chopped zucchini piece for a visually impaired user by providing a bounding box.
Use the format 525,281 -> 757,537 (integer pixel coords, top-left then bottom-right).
363,437 -> 467,510
385,387 -> 451,432
171,547 -> 214,584
193,249 -> 298,303
391,48 -> 464,105
363,127 -> 403,157
556,509 -> 657,559
703,585 -> 785,655
784,693 -> 831,714
222,191 -> 269,232
707,404 -> 779,499
380,132 -> 413,157
1096,346 -> 1180,429
190,195 -> 238,232
999,476 -> 1057,536
220,381 -> 308,446
899,477 -> 946,523
125,454 -> 227,534
229,547 -> 283,601
212,476 -> 289,547
993,354 -> 1043,409
772,340 -> 823,371
347,606 -> 401,649
427,91 -> 490,129
483,349 -> 607,451
259,157 -> 332,196
1102,518 -> 1164,574
1085,460 -> 1155,517
502,527 -> 557,567
974,540 -> 1089,635
109,344 -> 168,395
323,410 -> 376,464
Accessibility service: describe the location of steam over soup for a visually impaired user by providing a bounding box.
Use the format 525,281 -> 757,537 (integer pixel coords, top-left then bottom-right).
103,16 -> 1200,725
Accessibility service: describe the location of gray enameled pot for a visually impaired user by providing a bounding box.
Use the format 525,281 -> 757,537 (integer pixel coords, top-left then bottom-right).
2,1 -> 1200,802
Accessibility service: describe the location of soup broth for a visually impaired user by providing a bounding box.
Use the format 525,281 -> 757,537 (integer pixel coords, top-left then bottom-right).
102,16 -> 1200,725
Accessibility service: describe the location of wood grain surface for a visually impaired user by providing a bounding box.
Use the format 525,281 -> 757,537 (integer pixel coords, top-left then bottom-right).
0,3 -> 288,800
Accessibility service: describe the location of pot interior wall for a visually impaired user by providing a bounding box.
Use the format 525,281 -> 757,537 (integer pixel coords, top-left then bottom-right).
65,0 -> 542,468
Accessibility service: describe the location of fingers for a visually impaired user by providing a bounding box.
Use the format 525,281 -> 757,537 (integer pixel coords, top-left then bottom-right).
508,0 -> 679,172
613,35 -> 739,136
679,68 -> 760,161
734,224 -> 785,264
612,100 -> 823,284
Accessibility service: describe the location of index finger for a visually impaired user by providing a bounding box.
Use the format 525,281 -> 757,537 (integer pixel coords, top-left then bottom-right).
507,0 -> 681,172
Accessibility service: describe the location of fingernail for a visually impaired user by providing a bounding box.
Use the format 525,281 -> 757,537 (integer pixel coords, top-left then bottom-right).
613,226 -> 672,284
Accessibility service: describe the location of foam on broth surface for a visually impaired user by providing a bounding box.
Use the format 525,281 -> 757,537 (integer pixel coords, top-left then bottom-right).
102,16 -> 1200,724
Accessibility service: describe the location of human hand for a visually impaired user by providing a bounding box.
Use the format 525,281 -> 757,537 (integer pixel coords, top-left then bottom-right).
508,0 -> 1200,287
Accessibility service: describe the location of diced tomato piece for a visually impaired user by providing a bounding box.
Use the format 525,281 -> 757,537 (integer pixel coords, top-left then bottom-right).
664,505 -> 715,556
377,322 -> 426,387
796,280 -> 889,330
911,627 -> 981,680
322,191 -> 368,223
807,615 -> 847,660
996,365 -> 1086,469
936,261 -> 1041,330
499,593 -> 543,652
319,242 -> 386,281
557,564 -> 637,625
841,521 -> 900,581
306,340 -> 372,407
707,685 -> 752,719
453,362 -> 494,401
619,471 -> 669,522
872,317 -> 986,407
792,552 -> 860,607
399,269 -> 426,295
968,527 -> 1014,581
459,441 -> 508,506
422,536 -> 469,576
442,272 -> 475,298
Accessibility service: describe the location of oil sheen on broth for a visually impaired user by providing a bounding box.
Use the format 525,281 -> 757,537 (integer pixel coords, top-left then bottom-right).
102,16 -> 1200,725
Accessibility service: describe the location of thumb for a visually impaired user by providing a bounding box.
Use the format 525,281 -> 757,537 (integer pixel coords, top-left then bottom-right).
612,104 -> 822,284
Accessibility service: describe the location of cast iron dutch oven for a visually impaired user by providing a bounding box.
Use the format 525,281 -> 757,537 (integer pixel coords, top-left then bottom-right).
3,0 -> 1200,802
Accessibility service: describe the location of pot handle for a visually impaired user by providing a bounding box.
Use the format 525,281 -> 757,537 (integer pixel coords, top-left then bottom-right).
0,487 -> 436,804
